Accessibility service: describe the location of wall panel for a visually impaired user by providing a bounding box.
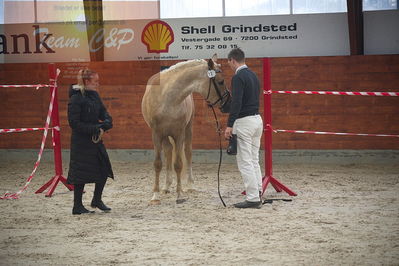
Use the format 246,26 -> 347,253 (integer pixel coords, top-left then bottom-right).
1,55 -> 398,150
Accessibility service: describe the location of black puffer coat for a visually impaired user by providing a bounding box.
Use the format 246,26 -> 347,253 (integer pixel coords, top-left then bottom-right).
67,85 -> 114,184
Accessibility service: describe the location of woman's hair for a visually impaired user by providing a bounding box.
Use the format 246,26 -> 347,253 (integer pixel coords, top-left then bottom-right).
77,68 -> 97,95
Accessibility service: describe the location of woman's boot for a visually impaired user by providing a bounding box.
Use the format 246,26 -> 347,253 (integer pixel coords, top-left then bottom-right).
72,184 -> 94,215
91,180 -> 111,211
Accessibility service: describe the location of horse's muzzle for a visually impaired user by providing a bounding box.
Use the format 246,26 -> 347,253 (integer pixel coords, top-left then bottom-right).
219,91 -> 232,113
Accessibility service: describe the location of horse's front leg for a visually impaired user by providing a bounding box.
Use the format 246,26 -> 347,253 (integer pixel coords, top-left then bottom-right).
184,119 -> 194,192
151,133 -> 162,205
162,137 -> 173,194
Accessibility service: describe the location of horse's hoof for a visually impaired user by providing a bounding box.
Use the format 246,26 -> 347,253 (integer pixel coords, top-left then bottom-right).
149,200 -> 161,205
162,189 -> 170,194
176,199 -> 187,204
186,188 -> 197,193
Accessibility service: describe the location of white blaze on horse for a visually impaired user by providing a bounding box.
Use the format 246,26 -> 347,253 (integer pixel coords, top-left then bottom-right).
141,54 -> 231,205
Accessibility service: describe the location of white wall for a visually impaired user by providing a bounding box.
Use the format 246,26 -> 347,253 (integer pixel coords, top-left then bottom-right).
364,10 -> 399,55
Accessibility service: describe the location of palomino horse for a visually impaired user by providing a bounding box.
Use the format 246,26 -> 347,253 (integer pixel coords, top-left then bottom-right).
141,54 -> 231,204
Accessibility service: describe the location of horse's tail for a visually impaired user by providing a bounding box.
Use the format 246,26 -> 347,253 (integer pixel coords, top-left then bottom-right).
168,136 -> 187,182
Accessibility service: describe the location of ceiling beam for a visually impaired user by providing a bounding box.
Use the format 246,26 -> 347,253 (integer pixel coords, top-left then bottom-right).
347,0 -> 364,55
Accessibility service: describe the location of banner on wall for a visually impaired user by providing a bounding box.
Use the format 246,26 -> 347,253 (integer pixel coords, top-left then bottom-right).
0,13 -> 350,63
0,22 -> 90,63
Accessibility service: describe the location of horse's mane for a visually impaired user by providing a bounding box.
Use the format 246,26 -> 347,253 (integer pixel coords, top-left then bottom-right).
162,59 -> 206,73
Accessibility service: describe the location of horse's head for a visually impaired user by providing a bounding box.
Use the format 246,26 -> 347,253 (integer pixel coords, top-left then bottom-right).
206,54 -> 232,113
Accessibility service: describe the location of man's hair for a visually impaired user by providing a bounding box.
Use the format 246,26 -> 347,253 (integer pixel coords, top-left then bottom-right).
228,48 -> 245,63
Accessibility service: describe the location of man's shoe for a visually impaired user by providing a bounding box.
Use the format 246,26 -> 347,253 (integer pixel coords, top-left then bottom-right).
91,200 -> 111,212
234,200 -> 262,209
72,205 -> 95,215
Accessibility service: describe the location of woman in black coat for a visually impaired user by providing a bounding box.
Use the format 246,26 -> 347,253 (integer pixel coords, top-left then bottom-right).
67,68 -> 114,215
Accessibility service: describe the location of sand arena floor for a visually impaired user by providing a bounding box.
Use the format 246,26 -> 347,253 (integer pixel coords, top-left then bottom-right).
0,160 -> 398,265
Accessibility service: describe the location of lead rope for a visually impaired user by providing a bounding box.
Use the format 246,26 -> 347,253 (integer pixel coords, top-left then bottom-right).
209,105 -> 227,207
92,128 -> 104,143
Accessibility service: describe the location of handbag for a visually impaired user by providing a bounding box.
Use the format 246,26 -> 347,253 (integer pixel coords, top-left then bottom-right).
226,134 -> 237,155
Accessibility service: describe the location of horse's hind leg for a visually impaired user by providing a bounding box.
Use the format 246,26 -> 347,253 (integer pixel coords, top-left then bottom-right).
162,137 -> 173,193
151,132 -> 162,205
173,137 -> 186,204
184,119 -> 194,192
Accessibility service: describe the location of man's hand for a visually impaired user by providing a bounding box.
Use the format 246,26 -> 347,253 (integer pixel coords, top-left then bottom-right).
224,127 -> 233,140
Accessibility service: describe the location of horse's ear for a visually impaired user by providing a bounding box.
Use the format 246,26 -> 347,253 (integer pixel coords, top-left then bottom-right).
212,53 -> 218,63
208,58 -> 214,69
208,53 -> 218,69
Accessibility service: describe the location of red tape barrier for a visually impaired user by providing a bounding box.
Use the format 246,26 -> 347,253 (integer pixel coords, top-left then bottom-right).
275,129 -> 399,138
272,89 -> 399,138
0,81 -> 57,199
0,127 -> 59,134
0,84 -> 51,89
271,90 -> 399,96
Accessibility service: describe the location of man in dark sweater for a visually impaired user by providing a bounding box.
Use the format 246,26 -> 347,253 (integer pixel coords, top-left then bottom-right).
224,48 -> 263,209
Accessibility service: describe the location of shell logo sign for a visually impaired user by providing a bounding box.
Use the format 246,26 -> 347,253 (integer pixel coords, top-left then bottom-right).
141,20 -> 174,53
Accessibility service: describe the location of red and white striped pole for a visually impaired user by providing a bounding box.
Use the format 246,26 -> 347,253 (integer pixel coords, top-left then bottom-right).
50,64 -> 63,179
262,58 -> 296,196
35,64 -> 73,197
263,58 -> 280,193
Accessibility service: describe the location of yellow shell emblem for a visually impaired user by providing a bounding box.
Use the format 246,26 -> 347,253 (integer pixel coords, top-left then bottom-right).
141,20 -> 174,53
